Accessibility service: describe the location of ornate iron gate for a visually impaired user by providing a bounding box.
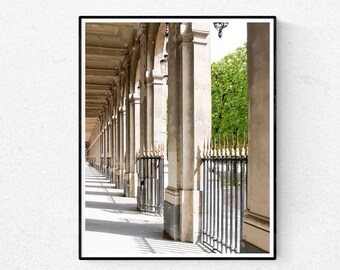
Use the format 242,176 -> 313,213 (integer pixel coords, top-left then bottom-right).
137,145 -> 165,215
201,137 -> 248,253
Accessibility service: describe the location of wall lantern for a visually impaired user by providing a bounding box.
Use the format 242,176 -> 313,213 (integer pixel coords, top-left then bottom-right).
213,22 -> 229,38
160,55 -> 168,78
160,24 -> 169,83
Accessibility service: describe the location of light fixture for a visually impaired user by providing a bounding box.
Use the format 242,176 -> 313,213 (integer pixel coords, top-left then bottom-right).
213,22 -> 229,38
160,24 -> 169,83
160,55 -> 168,78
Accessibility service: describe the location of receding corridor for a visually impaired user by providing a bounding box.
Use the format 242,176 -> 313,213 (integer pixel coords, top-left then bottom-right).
83,163 -> 209,257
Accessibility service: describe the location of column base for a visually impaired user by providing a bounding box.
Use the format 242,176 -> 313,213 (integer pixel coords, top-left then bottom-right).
115,169 -> 121,189
128,172 -> 138,198
163,200 -> 180,240
116,168 -> 125,189
242,211 -> 270,252
163,187 -> 181,240
180,189 -> 201,243
111,167 -> 116,185
124,172 -> 129,197
240,240 -> 267,253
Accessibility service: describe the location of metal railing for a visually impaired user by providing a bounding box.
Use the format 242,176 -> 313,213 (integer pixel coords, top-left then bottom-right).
137,145 -> 165,215
201,136 -> 248,253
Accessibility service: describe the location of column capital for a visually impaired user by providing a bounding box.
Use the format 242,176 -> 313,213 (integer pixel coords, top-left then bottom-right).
114,75 -> 120,84
137,23 -> 148,40
145,70 -> 154,85
123,55 -> 131,69
132,40 -> 140,52
119,106 -> 126,113
180,23 -> 193,44
192,24 -> 210,45
128,93 -> 141,103
153,73 -> 164,86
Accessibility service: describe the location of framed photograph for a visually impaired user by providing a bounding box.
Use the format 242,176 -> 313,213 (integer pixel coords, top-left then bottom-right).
79,16 -> 276,259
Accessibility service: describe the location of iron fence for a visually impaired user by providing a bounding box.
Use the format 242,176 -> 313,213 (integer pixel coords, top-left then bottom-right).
137,145 -> 165,215
201,136 -> 248,253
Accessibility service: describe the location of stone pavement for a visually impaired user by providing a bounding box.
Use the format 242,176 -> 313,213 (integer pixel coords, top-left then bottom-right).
83,163 -> 210,257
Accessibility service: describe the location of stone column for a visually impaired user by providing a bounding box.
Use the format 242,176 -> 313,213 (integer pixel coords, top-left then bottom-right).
115,82 -> 121,187
99,115 -> 103,173
122,105 -> 127,194
112,112 -> 117,185
139,24 -> 147,153
153,74 -> 167,149
179,23 -> 197,242
241,23 -> 271,253
104,106 -> 108,177
164,23 -> 211,243
190,23 -> 212,242
124,58 -> 131,196
192,23 -> 211,241
164,23 -> 182,240
128,90 -> 140,197
146,72 -> 154,149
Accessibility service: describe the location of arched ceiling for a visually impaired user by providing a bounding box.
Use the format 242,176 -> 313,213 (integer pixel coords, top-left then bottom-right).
85,23 -> 138,142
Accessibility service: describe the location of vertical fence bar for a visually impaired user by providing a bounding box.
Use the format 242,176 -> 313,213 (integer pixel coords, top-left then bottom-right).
159,157 -> 164,215
246,159 -> 248,210
207,158 -> 210,244
225,159 -> 229,251
202,159 -> 206,243
240,159 -> 245,244
216,158 -> 220,252
209,158 -> 213,245
221,158 -> 224,252
235,159 -> 239,252
229,158 -> 234,251
149,158 -> 153,212
154,157 -> 157,211
213,158 -> 217,248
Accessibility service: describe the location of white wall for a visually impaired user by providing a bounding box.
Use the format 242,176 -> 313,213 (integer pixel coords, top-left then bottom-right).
0,0 -> 340,269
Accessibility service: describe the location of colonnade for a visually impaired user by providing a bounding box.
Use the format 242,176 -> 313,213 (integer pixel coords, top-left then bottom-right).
86,21 -> 272,250
86,22 -> 212,243
86,23 -> 170,199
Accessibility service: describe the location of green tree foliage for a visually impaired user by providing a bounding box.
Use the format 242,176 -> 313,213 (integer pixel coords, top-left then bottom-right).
211,43 -> 248,144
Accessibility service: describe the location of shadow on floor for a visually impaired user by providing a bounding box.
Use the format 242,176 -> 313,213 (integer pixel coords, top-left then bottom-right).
85,190 -> 123,197
85,218 -> 209,254
85,218 -> 163,239
85,201 -> 137,212
85,180 -> 113,184
85,184 -> 116,189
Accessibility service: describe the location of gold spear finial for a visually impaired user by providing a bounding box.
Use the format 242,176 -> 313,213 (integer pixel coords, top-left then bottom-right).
222,134 -> 226,157
226,133 -> 230,157
146,145 -> 150,157
157,144 -> 160,156
151,144 -> 155,157
160,144 -> 164,156
231,133 -> 235,156
246,132 -> 248,156
217,135 -> 221,157
236,131 -> 240,157
241,131 -> 246,156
